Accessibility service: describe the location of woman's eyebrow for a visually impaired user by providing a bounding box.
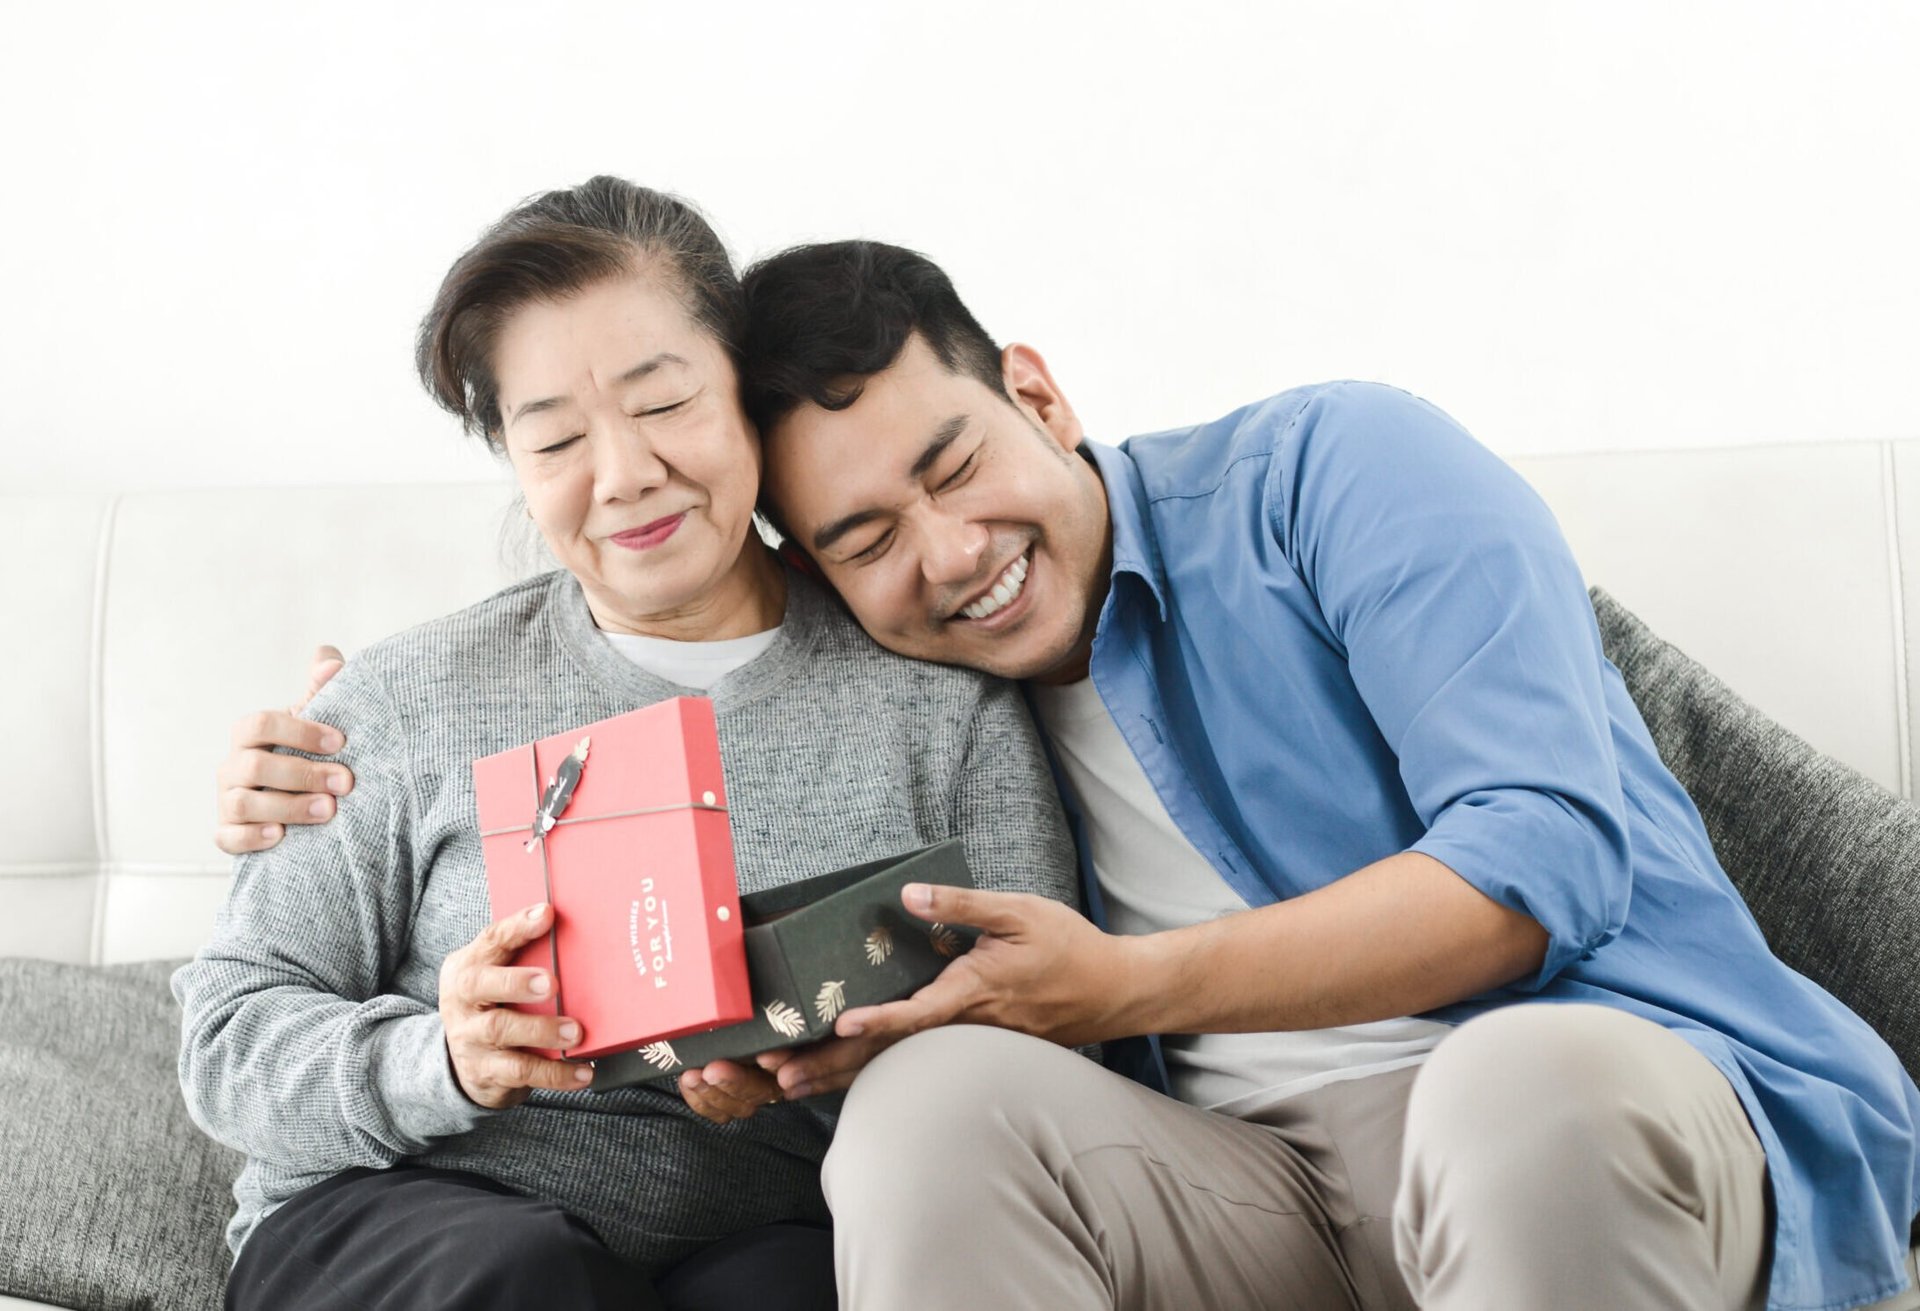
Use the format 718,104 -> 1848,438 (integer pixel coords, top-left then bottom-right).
505,353 -> 692,429
615,352 -> 689,385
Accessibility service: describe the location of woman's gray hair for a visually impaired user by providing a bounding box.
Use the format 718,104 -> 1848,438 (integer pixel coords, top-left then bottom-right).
415,176 -> 744,446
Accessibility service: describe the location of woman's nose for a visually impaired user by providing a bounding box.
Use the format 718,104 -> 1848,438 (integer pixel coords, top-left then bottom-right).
920,513 -> 989,586
592,428 -> 669,502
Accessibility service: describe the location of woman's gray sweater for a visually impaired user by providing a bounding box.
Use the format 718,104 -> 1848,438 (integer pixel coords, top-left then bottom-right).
173,567 -> 1079,1270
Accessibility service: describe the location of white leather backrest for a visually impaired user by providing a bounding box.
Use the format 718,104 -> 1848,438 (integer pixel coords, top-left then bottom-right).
1512,442 -> 1911,798
0,482 -> 540,965
1,495 -> 111,963
1,441 -> 1913,966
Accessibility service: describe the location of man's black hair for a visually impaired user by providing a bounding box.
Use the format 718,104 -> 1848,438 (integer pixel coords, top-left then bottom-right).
739,240 -> 1010,436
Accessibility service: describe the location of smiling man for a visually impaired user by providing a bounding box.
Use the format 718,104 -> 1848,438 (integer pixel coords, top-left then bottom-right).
758,335 -> 1110,683
730,242 -> 1920,1311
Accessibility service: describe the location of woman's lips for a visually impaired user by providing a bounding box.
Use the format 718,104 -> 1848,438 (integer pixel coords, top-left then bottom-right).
610,513 -> 687,550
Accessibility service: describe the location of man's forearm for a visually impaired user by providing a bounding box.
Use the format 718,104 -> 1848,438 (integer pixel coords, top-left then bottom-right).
1111,851 -> 1549,1038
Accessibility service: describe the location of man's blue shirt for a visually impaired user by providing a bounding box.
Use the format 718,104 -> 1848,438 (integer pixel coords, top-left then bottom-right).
1066,381 -> 1920,1310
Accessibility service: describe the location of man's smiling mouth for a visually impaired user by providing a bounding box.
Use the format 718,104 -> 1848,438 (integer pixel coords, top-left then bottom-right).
957,550 -> 1031,621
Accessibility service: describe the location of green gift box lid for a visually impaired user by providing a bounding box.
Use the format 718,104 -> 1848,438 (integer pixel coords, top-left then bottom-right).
594,839 -> 976,1090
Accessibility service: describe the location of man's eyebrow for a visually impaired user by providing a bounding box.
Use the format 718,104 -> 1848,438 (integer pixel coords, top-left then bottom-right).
504,352 -> 690,427
812,415 -> 971,554
811,508 -> 886,555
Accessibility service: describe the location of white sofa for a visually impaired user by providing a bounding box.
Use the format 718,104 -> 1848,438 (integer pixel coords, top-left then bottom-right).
3,440 -> 1918,1308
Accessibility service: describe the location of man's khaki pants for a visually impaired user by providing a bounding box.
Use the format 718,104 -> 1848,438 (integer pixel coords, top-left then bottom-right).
821,1004 -> 1906,1310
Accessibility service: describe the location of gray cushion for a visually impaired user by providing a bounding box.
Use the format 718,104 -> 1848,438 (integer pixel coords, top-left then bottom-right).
0,959 -> 238,1310
1592,587 -> 1920,1084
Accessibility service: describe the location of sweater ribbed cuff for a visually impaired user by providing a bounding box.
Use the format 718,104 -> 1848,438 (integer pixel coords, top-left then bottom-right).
368,1011 -> 494,1148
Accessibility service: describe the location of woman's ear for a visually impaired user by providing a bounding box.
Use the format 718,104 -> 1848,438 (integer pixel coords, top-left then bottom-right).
1001,343 -> 1084,452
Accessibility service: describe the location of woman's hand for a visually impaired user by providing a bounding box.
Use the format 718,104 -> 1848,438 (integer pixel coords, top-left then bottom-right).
677,1031 -> 903,1125
678,1059 -> 785,1125
215,644 -> 356,855
440,902 -> 595,1110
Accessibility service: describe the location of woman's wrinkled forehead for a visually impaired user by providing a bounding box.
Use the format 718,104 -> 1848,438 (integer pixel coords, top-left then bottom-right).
487,283 -> 727,446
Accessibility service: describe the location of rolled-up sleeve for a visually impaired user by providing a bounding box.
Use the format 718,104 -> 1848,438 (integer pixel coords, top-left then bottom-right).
1267,382 -> 1631,989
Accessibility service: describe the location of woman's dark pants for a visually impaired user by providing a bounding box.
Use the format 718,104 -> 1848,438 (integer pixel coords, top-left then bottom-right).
225,1167 -> 836,1311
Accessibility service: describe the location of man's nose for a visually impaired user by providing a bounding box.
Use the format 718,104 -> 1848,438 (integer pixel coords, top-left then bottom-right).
592,427 -> 669,503
919,512 -> 989,586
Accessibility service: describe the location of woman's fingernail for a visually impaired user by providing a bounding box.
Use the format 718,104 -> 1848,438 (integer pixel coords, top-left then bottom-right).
308,797 -> 330,818
787,1084 -> 811,1100
558,1022 -> 580,1043
318,731 -> 344,753
327,773 -> 350,794
904,883 -> 933,913
574,1065 -> 593,1084
526,903 -> 547,921
529,973 -> 550,996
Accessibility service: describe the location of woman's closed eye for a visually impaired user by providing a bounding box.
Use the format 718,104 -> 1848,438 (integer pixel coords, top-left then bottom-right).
531,399 -> 689,455
634,399 -> 689,419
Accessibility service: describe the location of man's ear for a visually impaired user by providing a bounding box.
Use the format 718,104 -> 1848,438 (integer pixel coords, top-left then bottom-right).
756,502 -> 821,578
776,536 -> 820,579
1002,343 -> 1084,452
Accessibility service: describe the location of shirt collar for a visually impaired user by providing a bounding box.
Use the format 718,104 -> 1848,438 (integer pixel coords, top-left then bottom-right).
1080,438 -> 1169,622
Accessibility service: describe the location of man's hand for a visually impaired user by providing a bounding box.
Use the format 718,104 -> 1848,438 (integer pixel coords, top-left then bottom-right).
836,853 -> 1547,1047
829,855 -> 1548,1058
439,902 -> 595,1110
829,883 -> 1140,1051
215,644 -> 355,855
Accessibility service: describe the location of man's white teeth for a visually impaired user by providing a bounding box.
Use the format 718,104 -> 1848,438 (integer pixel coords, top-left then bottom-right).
961,554 -> 1029,621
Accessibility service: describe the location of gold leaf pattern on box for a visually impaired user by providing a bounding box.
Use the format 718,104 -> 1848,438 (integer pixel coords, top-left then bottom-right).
863,926 -> 894,966
639,1041 -> 681,1072
764,1000 -> 807,1039
814,980 -> 847,1024
928,923 -> 961,958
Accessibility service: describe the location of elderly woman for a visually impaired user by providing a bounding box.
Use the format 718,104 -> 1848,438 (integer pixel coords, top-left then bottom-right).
173,177 -> 1078,1311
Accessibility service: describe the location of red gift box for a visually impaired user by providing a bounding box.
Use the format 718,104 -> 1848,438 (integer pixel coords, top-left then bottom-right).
472,697 -> 752,1060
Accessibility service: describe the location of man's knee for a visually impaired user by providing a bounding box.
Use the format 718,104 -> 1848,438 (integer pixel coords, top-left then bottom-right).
841,1026 -> 1065,1128
1396,1007 -> 1770,1307
824,1026 -> 1074,1208
1400,1002 -> 1750,1219
1409,1003 -> 1693,1147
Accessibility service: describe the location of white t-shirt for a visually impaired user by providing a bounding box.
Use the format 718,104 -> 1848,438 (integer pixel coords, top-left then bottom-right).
601,626 -> 781,690
1028,675 -> 1448,1116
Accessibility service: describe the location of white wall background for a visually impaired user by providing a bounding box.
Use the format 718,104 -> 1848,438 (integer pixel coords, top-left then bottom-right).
1,0 -> 1915,496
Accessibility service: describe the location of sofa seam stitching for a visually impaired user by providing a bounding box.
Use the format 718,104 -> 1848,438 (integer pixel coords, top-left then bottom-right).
0,861 -> 231,878
88,494 -> 120,965
1881,442 -> 1912,800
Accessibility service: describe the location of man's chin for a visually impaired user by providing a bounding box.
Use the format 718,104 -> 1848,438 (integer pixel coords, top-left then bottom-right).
912,626 -> 1078,683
